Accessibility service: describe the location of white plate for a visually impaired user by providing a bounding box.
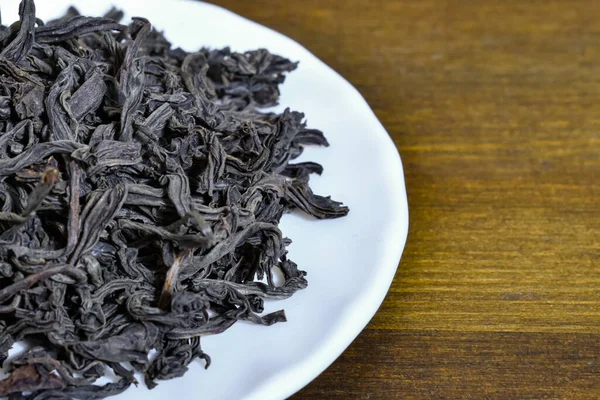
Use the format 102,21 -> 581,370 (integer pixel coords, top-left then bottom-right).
1,1 -> 409,399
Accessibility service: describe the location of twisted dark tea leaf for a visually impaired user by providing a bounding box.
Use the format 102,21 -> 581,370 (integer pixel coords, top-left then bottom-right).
0,1 -> 348,398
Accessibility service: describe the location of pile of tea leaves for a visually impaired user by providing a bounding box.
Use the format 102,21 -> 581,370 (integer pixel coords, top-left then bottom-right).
0,0 -> 348,398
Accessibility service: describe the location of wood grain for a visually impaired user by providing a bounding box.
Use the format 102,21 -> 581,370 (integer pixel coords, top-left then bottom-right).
208,1 -> 600,398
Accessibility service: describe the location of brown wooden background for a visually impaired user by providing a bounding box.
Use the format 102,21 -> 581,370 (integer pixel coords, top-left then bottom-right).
208,1 -> 600,398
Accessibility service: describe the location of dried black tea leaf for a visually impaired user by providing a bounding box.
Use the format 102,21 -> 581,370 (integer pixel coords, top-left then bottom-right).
0,1 -> 348,398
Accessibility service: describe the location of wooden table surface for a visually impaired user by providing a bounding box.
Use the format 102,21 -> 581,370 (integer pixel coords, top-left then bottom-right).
209,1 -> 600,398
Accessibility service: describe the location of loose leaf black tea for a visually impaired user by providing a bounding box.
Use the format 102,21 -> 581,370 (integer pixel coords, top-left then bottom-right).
0,0 -> 348,398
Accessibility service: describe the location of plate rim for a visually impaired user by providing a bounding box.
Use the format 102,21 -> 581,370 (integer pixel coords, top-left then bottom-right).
191,2 -> 410,398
